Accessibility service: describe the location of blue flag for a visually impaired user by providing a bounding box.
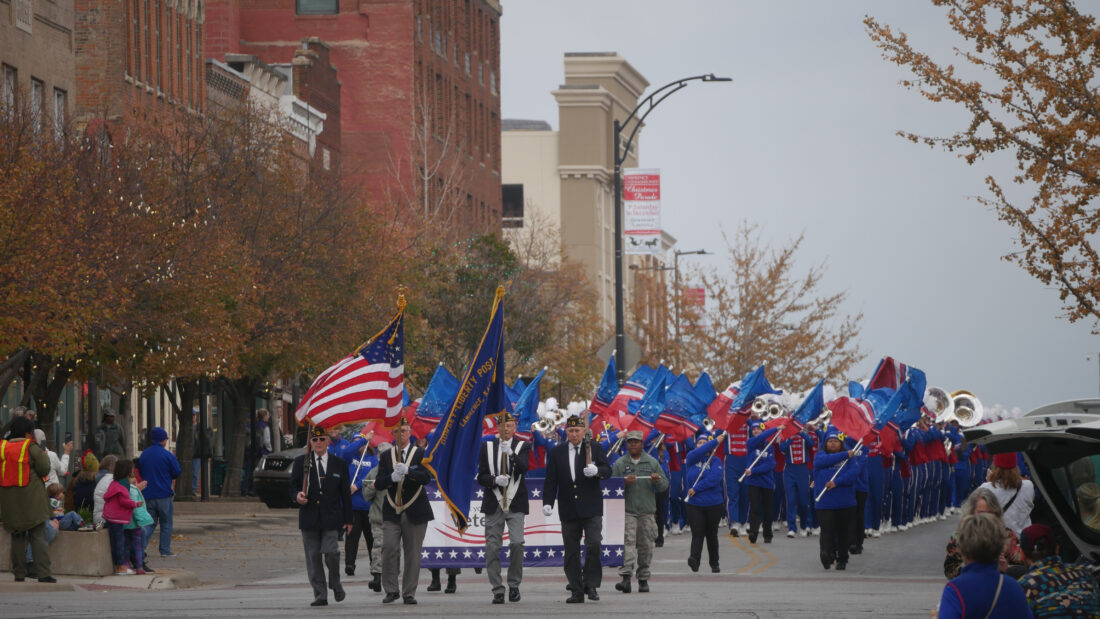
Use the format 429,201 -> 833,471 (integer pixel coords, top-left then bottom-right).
790,379 -> 826,427
515,367 -> 547,434
423,287 -> 508,531
634,365 -> 672,428
890,367 -> 928,432
419,365 -> 460,418
659,374 -> 708,439
728,365 -> 781,412
591,355 -> 618,413
694,370 -> 717,408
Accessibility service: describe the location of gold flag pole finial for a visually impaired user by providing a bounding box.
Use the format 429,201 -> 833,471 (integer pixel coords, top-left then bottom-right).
395,285 -> 409,310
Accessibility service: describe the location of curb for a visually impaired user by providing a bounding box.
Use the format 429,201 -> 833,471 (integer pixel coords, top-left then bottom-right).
0,569 -> 199,592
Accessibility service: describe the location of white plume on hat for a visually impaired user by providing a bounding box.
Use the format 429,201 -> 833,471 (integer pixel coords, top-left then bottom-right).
566,401 -> 587,416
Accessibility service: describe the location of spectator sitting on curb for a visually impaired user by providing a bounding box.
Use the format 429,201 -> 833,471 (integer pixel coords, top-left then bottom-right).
34,429 -> 72,487
66,450 -> 99,513
93,455 -> 119,527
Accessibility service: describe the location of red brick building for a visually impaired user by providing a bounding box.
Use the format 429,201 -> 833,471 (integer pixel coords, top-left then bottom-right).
204,0 -> 502,232
75,0 -> 206,121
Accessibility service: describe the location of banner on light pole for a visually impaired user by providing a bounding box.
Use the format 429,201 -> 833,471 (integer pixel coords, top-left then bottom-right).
623,168 -> 661,255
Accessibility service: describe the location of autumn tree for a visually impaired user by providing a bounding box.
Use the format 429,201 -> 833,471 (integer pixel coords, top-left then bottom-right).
641,224 -> 864,393
865,0 -> 1100,330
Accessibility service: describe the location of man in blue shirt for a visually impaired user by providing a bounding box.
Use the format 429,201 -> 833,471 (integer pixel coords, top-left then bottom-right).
137,427 -> 181,557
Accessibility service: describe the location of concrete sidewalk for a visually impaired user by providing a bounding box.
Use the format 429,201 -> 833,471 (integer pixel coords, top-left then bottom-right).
0,568 -> 198,593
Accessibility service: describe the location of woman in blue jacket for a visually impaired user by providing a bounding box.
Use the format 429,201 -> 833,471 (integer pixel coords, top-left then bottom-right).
684,429 -> 726,573
743,422 -> 779,544
813,427 -> 859,571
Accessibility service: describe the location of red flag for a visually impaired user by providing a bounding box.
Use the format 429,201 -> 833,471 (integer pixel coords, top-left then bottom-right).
827,397 -> 875,440
708,384 -> 738,429
725,408 -> 751,435
879,423 -> 900,455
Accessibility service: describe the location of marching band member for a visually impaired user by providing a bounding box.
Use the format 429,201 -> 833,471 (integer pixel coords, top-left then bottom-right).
779,427 -> 813,538
864,430 -> 885,537
542,414 -> 612,604
684,429 -> 726,573
477,412 -> 531,604
846,434 -> 869,555
724,422 -> 750,537
743,421 -> 779,544
612,430 -> 668,594
666,438 -> 687,535
814,427 -> 860,571
345,434 -> 376,577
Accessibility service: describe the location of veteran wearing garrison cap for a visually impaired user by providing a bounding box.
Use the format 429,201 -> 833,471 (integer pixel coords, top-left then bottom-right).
477,411 -> 531,604
289,424 -> 353,607
542,413 -> 612,603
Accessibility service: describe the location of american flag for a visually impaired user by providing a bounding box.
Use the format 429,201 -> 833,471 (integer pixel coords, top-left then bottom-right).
295,304 -> 405,428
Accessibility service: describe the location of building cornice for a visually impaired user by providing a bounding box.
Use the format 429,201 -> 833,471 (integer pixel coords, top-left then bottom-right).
559,165 -> 611,186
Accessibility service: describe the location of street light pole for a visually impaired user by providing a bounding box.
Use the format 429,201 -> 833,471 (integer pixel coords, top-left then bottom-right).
612,73 -> 731,386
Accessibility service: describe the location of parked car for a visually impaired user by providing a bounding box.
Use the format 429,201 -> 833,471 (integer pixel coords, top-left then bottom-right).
964,398 -> 1100,565
253,447 -> 304,509
251,423 -> 371,509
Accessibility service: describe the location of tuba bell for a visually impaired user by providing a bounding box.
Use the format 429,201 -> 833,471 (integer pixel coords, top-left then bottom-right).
703,417 -> 716,432
751,397 -> 769,415
924,387 -> 955,423
950,390 -> 984,428
765,402 -> 785,420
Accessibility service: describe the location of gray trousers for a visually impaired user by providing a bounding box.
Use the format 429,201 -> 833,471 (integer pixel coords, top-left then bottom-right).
620,511 -> 657,580
10,523 -> 51,579
369,518 -> 385,574
301,529 -> 341,602
484,509 -> 525,594
382,514 -> 427,597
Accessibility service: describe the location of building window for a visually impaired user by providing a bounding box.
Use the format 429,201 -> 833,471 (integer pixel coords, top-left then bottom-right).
176,11 -> 182,99
502,184 -> 524,228
2,65 -> 16,114
464,52 -> 470,76
30,79 -> 44,134
133,0 -> 141,80
144,0 -> 151,84
53,88 -> 66,134
478,62 -> 483,85
296,0 -> 337,15
490,71 -> 496,95
416,15 -> 421,42
186,20 -> 192,106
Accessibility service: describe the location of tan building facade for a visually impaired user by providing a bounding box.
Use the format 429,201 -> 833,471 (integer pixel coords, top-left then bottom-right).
503,53 -> 675,352
1,0 -> 75,132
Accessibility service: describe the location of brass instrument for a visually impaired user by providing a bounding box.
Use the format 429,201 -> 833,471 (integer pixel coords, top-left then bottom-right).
950,390 -> 984,428
924,387 -> 955,423
702,417 -> 716,432
765,402 -> 785,420
751,397 -> 769,415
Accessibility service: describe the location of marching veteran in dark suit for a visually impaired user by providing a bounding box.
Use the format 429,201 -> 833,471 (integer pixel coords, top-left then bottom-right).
477,411 -> 531,604
289,425 -> 353,607
542,414 -> 612,603
374,417 -> 434,605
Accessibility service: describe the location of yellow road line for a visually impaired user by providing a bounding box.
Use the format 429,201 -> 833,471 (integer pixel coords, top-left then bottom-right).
752,543 -> 776,574
729,535 -> 762,573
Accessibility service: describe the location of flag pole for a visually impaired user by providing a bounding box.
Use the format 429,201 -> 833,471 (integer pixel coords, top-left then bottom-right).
814,438 -> 863,502
738,429 -> 784,483
301,421 -> 313,499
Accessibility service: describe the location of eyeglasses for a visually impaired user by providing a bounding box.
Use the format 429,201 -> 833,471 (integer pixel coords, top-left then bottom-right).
310,437 -> 328,443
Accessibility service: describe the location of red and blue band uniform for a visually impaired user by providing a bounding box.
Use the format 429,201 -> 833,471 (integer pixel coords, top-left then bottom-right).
779,431 -> 813,534
844,436 -> 869,554
771,442 -> 786,526
743,426 -> 779,543
723,423 -> 750,532
864,434 -> 885,533
666,440 -> 686,531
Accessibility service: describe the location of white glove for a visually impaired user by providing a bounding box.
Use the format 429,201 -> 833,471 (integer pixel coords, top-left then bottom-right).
394,463 -> 409,476
542,504 -> 553,517
583,463 -> 598,478
495,474 -> 510,487
501,441 -> 512,456
850,446 -> 863,457
390,471 -> 404,483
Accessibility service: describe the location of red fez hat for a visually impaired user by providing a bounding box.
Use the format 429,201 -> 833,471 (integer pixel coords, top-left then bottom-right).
992,452 -> 1018,469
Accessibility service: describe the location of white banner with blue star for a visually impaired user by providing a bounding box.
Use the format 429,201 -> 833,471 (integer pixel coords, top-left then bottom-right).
420,478 -> 625,568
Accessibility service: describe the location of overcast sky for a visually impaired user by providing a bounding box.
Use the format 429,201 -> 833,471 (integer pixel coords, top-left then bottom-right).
499,1 -> 1098,415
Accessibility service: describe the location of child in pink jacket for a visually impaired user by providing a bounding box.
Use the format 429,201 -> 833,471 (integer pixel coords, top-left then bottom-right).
103,459 -> 143,575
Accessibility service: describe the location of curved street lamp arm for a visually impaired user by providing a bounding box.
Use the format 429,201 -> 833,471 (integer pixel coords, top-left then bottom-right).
617,74 -> 729,163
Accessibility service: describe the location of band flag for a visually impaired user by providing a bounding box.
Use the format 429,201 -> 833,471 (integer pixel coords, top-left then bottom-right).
630,364 -> 672,431
423,287 -> 508,532
725,365 -> 781,435
589,355 -> 618,419
295,296 -> 406,428
514,367 -> 548,435
658,373 -> 706,441
411,364 -> 460,440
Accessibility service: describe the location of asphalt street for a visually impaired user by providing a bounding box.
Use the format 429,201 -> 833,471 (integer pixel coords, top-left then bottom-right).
1,510 -> 953,618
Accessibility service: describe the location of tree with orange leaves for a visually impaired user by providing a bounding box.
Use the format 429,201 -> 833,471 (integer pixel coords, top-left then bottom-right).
865,0 -> 1100,330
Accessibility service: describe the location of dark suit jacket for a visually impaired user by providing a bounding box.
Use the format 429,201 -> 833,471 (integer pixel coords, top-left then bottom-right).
374,443 -> 434,525
477,437 -> 531,515
542,438 -> 612,521
289,452 -> 353,531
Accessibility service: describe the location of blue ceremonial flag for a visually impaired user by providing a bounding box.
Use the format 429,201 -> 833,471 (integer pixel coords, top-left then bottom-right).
412,364 -> 460,440
694,370 -> 717,408
889,367 -> 928,432
632,364 -> 671,430
791,379 -> 826,427
507,377 -> 527,407
658,374 -> 707,440
423,287 -> 508,531
590,354 -> 618,418
515,367 -> 547,434
728,365 -> 781,413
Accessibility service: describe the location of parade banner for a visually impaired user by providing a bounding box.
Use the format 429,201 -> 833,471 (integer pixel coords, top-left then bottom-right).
420,478 -> 625,568
623,168 -> 661,254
